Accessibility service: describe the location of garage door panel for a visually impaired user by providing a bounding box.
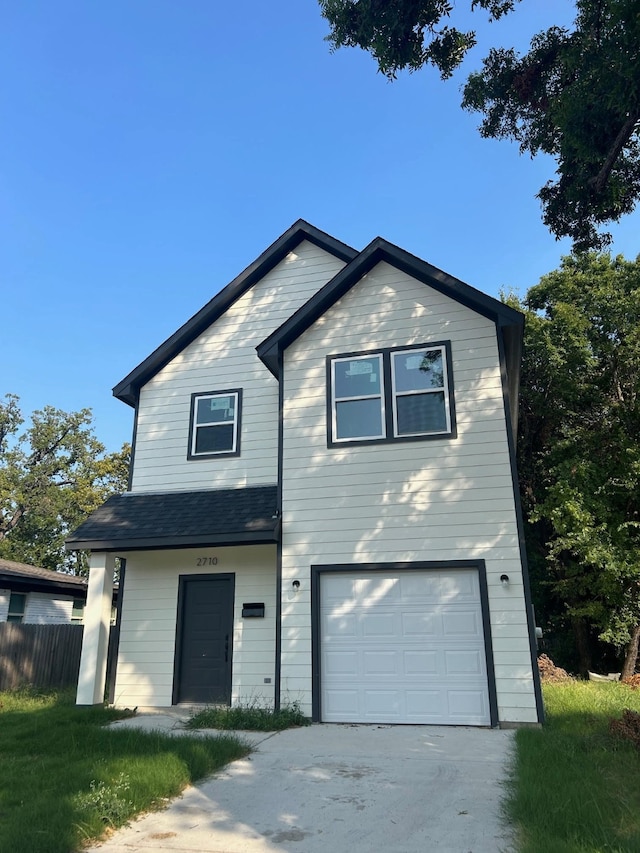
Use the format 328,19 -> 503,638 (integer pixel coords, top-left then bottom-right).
444,649 -> 485,675
323,689 -> 359,716
324,613 -> 358,638
447,690 -> 489,721
362,612 -> 396,637
442,610 -> 483,637
320,570 -> 490,725
403,650 -> 439,676
405,690 -> 445,718
324,650 -> 358,676
362,650 -> 396,675
401,611 -> 439,636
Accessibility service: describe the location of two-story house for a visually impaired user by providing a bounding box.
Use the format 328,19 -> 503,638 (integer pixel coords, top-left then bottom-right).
68,220 -> 543,726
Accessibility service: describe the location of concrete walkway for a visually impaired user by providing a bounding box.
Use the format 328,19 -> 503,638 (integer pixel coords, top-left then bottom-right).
89,712 -> 516,852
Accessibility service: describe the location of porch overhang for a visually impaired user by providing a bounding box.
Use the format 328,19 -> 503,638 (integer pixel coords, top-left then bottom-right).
65,486 -> 280,553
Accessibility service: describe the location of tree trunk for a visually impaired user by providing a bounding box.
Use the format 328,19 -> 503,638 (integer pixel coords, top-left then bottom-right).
572,617 -> 592,677
621,624 -> 640,680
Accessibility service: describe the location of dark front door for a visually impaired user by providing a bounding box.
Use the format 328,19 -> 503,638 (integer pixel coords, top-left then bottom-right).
174,574 -> 234,704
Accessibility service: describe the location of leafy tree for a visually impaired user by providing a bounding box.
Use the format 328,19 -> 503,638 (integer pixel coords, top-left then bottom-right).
0,395 -> 130,574
319,0 -> 640,250
513,254 -> 640,676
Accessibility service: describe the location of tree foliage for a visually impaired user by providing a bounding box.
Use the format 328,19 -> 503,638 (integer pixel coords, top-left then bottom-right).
319,0 -> 640,250
0,395 -> 130,574
513,254 -> 640,675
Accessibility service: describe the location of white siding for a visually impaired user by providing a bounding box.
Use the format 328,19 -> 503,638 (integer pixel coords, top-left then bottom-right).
280,261 -> 538,724
113,545 -> 276,708
0,589 -> 9,621
24,593 -> 74,624
131,241 -> 346,493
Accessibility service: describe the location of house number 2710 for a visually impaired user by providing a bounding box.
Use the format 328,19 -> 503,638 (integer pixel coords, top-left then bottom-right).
196,557 -> 218,566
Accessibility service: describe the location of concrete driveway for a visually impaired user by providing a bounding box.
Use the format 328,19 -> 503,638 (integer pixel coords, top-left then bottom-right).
90,715 -> 515,853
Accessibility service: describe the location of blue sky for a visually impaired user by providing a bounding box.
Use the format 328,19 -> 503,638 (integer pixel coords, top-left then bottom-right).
3,1 -> 639,453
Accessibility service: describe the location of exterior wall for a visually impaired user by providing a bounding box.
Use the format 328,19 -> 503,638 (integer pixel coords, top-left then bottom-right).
131,241 -> 346,493
23,593 -> 75,624
0,591 -> 75,624
0,589 -> 9,621
280,261 -> 537,723
113,544 -> 276,708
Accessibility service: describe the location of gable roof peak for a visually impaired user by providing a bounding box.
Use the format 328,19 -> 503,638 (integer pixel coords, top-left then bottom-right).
113,221 -> 357,407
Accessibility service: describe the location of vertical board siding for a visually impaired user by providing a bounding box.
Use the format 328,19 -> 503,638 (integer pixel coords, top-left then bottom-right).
280,262 -> 537,724
0,623 -> 83,690
130,242 -> 346,493
113,545 -> 277,708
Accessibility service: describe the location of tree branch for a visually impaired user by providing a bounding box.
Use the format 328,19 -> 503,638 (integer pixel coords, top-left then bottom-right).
591,110 -> 640,195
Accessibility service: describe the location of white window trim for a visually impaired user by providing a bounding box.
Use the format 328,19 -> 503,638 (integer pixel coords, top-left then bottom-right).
390,345 -> 452,438
331,353 -> 386,443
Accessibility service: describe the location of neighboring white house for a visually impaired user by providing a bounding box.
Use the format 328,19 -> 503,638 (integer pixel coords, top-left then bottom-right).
0,558 -> 88,624
67,220 -> 543,726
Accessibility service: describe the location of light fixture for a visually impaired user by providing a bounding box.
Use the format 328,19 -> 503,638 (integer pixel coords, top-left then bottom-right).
500,574 -> 510,586
292,580 -> 300,590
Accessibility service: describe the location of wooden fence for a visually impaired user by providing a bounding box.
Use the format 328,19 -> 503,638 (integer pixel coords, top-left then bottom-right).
0,623 -> 117,692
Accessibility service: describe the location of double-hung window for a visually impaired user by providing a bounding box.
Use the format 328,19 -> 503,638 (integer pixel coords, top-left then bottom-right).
328,342 -> 455,445
331,354 -> 385,440
188,389 -> 242,459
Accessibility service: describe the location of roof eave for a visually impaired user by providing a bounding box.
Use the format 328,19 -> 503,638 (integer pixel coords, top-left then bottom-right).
65,528 -> 279,553
113,221 -> 357,407
257,238 -> 524,378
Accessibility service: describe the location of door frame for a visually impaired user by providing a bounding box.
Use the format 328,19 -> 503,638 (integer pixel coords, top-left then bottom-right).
310,560 -> 498,726
172,572 -> 235,705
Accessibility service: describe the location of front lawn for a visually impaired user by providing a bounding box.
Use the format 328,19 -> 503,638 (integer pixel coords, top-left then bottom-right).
0,688 -> 249,853
508,680 -> 640,852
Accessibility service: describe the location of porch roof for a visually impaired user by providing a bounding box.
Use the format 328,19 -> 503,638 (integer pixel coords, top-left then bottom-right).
65,486 -> 279,552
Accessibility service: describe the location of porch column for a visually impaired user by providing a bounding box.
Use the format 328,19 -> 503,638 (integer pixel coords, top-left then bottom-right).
76,551 -> 115,705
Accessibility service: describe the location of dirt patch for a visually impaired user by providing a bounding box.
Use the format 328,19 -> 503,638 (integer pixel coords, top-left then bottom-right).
538,654 -> 573,683
609,709 -> 640,750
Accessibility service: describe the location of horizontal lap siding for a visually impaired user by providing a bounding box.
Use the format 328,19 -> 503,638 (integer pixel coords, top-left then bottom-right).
113,545 -> 277,708
131,242 -> 346,492
281,262 -> 537,723
0,590 -> 9,621
24,593 -> 74,624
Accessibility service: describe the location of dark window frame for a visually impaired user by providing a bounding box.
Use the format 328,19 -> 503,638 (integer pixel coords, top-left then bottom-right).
187,388 -> 242,460
7,591 -> 26,623
326,341 -> 456,447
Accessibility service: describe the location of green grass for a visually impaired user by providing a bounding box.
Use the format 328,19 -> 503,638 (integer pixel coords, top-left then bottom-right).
0,687 -> 250,853
186,700 -> 310,731
508,680 -> 640,853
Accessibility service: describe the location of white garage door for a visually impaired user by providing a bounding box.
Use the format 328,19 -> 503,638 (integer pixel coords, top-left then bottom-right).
320,569 -> 491,725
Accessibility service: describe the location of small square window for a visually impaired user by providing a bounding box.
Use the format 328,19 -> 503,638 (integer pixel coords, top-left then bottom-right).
7,592 -> 26,623
188,390 -> 242,459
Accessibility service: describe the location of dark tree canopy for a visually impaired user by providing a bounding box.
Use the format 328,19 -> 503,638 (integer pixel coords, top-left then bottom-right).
319,0 -> 640,251
511,253 -> 640,676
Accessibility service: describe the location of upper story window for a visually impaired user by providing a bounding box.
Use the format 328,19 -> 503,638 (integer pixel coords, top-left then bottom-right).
328,342 -> 455,446
7,592 -> 26,623
187,389 -> 242,459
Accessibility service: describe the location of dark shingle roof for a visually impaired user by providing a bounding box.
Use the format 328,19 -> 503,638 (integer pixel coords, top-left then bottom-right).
65,486 -> 279,552
0,559 -> 88,595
